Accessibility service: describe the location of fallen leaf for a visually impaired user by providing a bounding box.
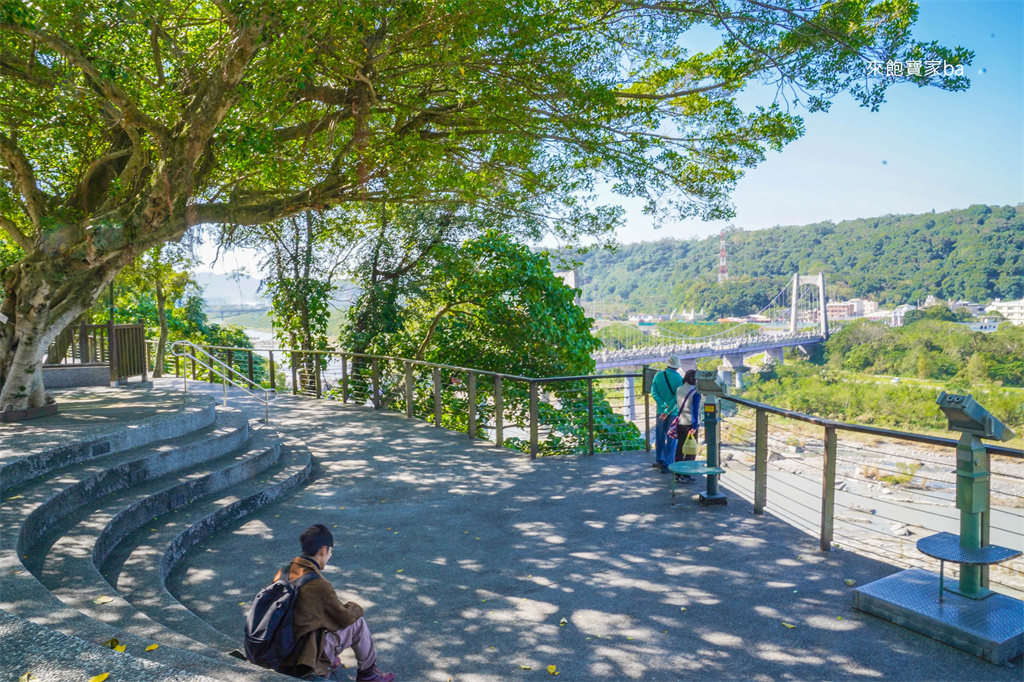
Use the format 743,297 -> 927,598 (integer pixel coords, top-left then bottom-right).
239,602 -> 246,606
339,507 -> 345,509
100,638 -> 119,649
7,495 -> 22,500
397,569 -> 403,573
836,616 -> 843,621
547,665 -> 559,675
20,671 -> 37,681
12,570 -> 22,575
520,665 -> 532,670
114,644 -> 126,652
627,637 -> 634,640
89,675 -> 110,682
782,622 -> 796,629
680,607 -> 687,611
94,596 -> 114,605
844,579 -> 856,587
145,644 -> 159,651
559,618 -> 567,626
797,556 -> 803,559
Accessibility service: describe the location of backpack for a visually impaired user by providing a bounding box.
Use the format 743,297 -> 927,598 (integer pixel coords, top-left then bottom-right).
244,565 -> 322,669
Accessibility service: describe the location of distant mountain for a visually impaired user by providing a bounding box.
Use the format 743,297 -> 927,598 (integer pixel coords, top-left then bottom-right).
193,271 -> 360,310
554,204 -> 1024,317
193,272 -> 268,307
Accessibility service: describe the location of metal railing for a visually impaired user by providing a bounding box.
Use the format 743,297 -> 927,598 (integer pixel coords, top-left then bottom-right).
716,395 -> 1024,597
170,341 -> 277,424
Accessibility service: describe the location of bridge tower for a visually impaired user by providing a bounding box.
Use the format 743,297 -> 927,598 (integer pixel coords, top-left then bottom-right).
788,272 -> 829,340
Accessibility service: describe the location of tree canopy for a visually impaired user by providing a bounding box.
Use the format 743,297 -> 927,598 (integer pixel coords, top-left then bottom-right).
0,0 -> 973,409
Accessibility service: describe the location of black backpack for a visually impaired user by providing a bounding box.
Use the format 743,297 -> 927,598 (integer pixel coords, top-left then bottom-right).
244,566 -> 322,669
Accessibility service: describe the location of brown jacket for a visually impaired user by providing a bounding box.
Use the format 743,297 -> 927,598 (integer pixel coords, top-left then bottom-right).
273,556 -> 365,677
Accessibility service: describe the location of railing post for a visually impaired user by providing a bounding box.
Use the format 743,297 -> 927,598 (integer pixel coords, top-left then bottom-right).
191,355 -> 197,381
529,380 -> 539,459
432,367 -> 442,426
78,321 -> 88,363
208,346 -> 214,383
226,349 -> 233,387
467,371 -> 477,439
315,353 -> 323,399
291,351 -> 298,395
754,408 -> 768,514
269,351 -> 276,390
247,350 -> 254,384
174,354 -> 180,378
341,354 -> 348,403
404,362 -> 414,417
494,375 -> 504,448
643,365 -> 650,452
587,377 -> 595,456
371,357 -> 380,408
820,426 -> 837,552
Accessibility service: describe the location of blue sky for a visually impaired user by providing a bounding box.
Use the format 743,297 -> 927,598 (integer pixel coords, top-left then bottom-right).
609,0 -> 1024,244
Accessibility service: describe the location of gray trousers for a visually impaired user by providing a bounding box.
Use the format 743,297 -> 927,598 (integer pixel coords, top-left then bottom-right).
324,617 -> 377,672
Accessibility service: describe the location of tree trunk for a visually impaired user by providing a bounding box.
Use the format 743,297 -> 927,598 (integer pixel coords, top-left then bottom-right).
0,262 -> 98,411
154,281 -> 168,378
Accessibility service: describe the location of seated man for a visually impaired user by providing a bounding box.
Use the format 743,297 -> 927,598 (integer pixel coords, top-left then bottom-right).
275,524 -> 395,682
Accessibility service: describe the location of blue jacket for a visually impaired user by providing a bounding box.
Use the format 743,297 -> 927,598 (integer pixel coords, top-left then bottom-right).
652,369 -> 683,415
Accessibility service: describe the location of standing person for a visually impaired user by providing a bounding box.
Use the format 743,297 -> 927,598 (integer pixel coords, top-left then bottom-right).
274,524 -> 395,682
674,369 -> 702,483
651,355 -> 684,474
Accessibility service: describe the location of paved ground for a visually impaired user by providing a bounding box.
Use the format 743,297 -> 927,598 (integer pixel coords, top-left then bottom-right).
160,379 -> 1021,681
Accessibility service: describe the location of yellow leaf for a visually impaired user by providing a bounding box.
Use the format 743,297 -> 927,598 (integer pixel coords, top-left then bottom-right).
844,579 -> 856,586
7,495 -> 22,500
520,665 -> 532,670
397,569 -> 403,573
627,637 -> 634,640
100,638 -> 119,649
114,644 -> 126,652
19,672 -> 37,682
680,607 -> 687,611
94,596 -> 113,605
547,665 -> 558,675
89,674 -> 110,682
836,616 -> 843,621
145,644 -> 159,651
459,67 -> 465,75
239,602 -> 246,606
559,618 -> 567,626
782,622 -> 796,629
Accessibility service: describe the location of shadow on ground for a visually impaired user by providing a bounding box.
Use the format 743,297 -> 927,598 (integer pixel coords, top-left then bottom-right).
163,385 -> 1020,681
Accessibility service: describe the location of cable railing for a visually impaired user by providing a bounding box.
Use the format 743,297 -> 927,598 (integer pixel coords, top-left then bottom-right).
158,341 -> 1023,597
715,397 -> 1023,598
169,341 -> 277,424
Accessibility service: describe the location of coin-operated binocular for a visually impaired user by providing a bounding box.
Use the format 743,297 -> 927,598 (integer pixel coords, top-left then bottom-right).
696,370 -> 727,397
694,370 -> 727,505
935,392 -> 1016,598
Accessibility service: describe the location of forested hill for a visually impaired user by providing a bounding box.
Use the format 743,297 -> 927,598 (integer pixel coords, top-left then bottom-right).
557,204 -> 1024,317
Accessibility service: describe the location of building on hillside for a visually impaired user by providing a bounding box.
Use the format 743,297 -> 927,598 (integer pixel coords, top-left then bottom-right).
826,301 -> 855,319
673,308 -> 708,322
985,299 -> 1024,326
892,304 -> 917,327
864,310 -> 895,325
960,319 -> 1001,333
923,295 -> 942,308
950,300 -> 986,316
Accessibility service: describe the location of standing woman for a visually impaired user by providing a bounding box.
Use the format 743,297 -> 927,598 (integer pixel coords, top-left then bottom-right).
674,369 -> 701,483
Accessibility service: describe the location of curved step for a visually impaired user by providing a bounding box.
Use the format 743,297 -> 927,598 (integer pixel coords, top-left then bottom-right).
106,436 -> 313,649
0,608 -> 223,682
34,429 -> 283,659
1,392 -> 216,494
6,410 -> 250,566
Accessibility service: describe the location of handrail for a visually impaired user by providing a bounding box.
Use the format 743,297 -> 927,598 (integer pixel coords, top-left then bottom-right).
722,394 -> 1024,459
170,340 -> 277,424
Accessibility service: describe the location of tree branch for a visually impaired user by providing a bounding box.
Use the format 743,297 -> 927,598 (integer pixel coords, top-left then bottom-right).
0,131 -> 48,231
0,213 -> 31,252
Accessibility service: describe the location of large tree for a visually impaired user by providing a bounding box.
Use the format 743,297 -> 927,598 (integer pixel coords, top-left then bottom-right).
0,0 -> 970,409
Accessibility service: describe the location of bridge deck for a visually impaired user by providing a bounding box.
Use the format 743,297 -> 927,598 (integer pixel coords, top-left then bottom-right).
158,379 -> 1018,680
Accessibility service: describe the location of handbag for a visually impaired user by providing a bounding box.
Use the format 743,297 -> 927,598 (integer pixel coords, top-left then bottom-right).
681,432 -> 698,458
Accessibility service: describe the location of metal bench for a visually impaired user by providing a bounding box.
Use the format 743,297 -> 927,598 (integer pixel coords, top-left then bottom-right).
916,531 -> 1021,602
668,461 -> 725,505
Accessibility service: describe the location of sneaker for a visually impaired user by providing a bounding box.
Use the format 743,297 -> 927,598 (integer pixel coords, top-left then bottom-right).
357,666 -> 395,682
659,466 -> 670,474
650,462 -> 660,468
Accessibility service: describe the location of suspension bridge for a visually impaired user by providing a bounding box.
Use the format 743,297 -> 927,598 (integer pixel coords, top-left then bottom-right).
591,273 -> 836,379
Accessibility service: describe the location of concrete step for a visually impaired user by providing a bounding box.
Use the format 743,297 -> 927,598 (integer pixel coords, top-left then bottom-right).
1,392 -> 216,494
0,607 -> 222,682
7,410 -> 249,566
105,435 -> 313,650
32,428 -> 282,661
